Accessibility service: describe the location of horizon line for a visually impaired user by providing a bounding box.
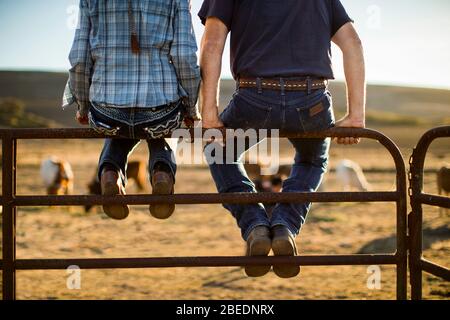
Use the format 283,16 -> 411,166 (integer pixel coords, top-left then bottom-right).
0,68 -> 449,91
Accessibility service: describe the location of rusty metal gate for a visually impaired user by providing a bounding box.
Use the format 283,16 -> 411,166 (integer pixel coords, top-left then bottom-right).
0,127 -> 408,300
409,126 -> 450,300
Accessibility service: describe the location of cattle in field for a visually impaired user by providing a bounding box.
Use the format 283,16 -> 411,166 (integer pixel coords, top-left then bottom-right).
244,163 -> 291,190
335,159 -> 371,192
244,163 -> 292,216
40,157 -> 74,195
244,163 -> 291,179
437,166 -> 450,215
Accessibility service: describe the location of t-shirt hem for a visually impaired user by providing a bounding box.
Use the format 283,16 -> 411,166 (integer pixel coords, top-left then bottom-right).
198,14 -> 232,30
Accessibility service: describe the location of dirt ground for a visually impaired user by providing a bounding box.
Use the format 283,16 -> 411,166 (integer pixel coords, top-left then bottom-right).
0,127 -> 449,300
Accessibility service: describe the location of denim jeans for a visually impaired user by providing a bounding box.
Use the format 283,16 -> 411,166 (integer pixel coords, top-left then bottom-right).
205,85 -> 334,240
89,107 -> 178,187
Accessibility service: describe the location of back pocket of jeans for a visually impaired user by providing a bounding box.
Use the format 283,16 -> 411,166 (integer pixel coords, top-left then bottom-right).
223,92 -> 272,130
143,110 -> 183,139
297,92 -> 335,132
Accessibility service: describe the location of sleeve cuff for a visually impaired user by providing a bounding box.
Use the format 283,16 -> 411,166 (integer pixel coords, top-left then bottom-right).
331,19 -> 354,37
198,14 -> 232,30
62,80 -> 75,109
61,80 -> 90,117
184,101 -> 201,120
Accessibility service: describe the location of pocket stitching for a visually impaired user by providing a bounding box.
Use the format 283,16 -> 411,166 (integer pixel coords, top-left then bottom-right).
297,104 -> 333,132
261,107 -> 272,128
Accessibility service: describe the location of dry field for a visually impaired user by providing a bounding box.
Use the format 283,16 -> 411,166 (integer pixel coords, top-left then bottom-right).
0,125 -> 449,300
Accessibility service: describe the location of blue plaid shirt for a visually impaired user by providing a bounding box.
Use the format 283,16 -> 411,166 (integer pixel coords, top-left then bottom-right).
63,0 -> 201,119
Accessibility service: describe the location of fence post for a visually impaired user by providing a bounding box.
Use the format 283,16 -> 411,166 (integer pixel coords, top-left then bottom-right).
396,193 -> 408,300
409,150 -> 422,300
409,209 -> 423,300
375,131 -> 408,300
2,135 -> 17,300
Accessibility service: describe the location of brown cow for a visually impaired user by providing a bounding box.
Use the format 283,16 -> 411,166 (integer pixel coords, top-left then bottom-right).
437,166 -> 450,215
244,163 -> 291,216
40,157 -> 74,195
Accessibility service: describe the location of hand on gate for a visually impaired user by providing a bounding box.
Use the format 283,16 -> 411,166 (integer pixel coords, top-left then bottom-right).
334,114 -> 365,145
76,111 -> 89,126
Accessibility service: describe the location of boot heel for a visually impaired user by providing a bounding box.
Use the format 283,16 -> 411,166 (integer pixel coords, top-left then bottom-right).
101,178 -> 129,220
149,171 -> 175,219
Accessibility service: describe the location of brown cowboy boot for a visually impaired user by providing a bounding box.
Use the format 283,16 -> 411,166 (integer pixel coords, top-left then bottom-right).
100,168 -> 129,220
245,226 -> 272,277
271,225 -> 300,278
149,165 -> 175,219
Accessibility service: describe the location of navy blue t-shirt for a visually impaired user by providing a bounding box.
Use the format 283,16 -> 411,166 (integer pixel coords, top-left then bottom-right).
198,0 -> 353,80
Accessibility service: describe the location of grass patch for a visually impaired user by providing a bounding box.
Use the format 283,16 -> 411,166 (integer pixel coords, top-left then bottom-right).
365,110 -> 429,126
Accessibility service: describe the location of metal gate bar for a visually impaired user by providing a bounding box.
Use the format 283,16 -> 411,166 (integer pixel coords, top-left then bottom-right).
15,254 -> 397,270
13,192 -> 398,206
1,127 -> 408,300
1,132 -> 17,301
409,125 -> 450,300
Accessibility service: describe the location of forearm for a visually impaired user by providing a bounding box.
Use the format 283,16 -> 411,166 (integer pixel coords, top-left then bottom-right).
342,40 -> 366,122
200,38 -> 223,121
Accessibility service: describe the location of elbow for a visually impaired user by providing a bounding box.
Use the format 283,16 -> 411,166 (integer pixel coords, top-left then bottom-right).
346,32 -> 363,49
353,36 -> 363,50
350,31 -> 363,48
68,62 -> 84,74
341,36 -> 364,56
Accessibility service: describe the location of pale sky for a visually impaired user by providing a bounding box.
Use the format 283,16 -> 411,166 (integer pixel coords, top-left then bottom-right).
0,0 -> 449,89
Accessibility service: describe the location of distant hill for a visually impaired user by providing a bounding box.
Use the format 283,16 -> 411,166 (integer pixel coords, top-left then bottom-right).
0,98 -> 58,128
0,70 -> 449,127
326,82 -> 450,125
0,71 -> 69,127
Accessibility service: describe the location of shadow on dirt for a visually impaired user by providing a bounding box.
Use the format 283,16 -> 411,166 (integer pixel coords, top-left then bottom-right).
358,225 -> 450,253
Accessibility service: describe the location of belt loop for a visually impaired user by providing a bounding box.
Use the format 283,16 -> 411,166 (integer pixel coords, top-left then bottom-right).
236,76 -> 240,91
256,77 -> 262,94
306,76 -> 312,95
280,78 -> 285,96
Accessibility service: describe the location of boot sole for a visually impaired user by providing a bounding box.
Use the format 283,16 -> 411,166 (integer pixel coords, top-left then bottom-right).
102,182 -> 129,220
149,180 -> 175,220
272,237 -> 300,278
245,237 -> 272,277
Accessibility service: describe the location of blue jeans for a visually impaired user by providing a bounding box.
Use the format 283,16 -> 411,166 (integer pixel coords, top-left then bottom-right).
205,86 -> 334,240
89,107 -> 178,187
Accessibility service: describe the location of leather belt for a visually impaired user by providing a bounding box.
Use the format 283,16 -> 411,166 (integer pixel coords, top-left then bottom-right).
238,77 -> 328,91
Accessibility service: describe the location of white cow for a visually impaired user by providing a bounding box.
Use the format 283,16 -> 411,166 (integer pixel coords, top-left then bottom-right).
40,157 -> 74,195
335,159 -> 371,192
